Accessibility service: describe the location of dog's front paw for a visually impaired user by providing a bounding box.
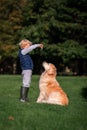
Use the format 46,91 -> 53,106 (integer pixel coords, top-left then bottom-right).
36,98 -> 42,103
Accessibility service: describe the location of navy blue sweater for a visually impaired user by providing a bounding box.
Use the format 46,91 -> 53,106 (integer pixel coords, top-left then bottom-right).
18,44 -> 40,70
19,49 -> 33,70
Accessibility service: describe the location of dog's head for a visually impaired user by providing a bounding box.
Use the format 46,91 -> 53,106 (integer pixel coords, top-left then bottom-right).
42,62 -> 57,77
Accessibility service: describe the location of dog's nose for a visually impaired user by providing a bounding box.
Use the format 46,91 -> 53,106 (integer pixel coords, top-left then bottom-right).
43,61 -> 46,64
42,61 -> 48,66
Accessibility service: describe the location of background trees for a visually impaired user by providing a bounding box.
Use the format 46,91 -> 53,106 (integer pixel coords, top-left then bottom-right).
0,0 -> 87,75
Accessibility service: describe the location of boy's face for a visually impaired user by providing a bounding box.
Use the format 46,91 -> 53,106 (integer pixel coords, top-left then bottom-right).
20,40 -> 32,49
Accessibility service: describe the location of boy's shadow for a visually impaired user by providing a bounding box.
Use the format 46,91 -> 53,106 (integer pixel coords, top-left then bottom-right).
81,87 -> 87,100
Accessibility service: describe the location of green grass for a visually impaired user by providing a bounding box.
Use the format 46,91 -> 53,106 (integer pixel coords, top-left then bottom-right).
0,75 -> 87,130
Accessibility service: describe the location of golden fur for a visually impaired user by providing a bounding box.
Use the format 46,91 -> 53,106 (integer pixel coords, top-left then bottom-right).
37,62 -> 69,105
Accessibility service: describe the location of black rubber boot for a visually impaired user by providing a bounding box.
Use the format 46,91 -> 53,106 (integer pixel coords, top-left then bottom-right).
25,87 -> 29,102
20,87 -> 26,102
20,87 -> 29,102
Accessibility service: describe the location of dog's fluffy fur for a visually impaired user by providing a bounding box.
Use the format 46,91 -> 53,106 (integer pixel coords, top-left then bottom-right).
37,62 -> 69,105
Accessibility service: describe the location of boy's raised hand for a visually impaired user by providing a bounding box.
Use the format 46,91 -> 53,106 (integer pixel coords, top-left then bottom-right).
39,44 -> 43,49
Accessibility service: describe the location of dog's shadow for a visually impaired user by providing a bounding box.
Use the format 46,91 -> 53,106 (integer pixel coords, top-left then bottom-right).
81,87 -> 87,100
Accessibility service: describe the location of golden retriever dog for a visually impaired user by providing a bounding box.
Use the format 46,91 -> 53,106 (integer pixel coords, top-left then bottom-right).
37,62 -> 69,105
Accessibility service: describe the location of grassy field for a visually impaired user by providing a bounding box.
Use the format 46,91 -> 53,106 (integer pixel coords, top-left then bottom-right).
0,75 -> 87,130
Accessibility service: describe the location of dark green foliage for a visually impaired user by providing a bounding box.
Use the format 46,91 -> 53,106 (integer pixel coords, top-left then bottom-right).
0,0 -> 87,64
0,0 -> 23,58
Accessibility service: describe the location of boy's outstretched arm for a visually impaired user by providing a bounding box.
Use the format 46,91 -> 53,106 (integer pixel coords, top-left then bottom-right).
21,44 -> 43,55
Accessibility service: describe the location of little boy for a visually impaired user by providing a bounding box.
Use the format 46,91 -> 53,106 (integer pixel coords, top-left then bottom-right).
18,39 -> 43,102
